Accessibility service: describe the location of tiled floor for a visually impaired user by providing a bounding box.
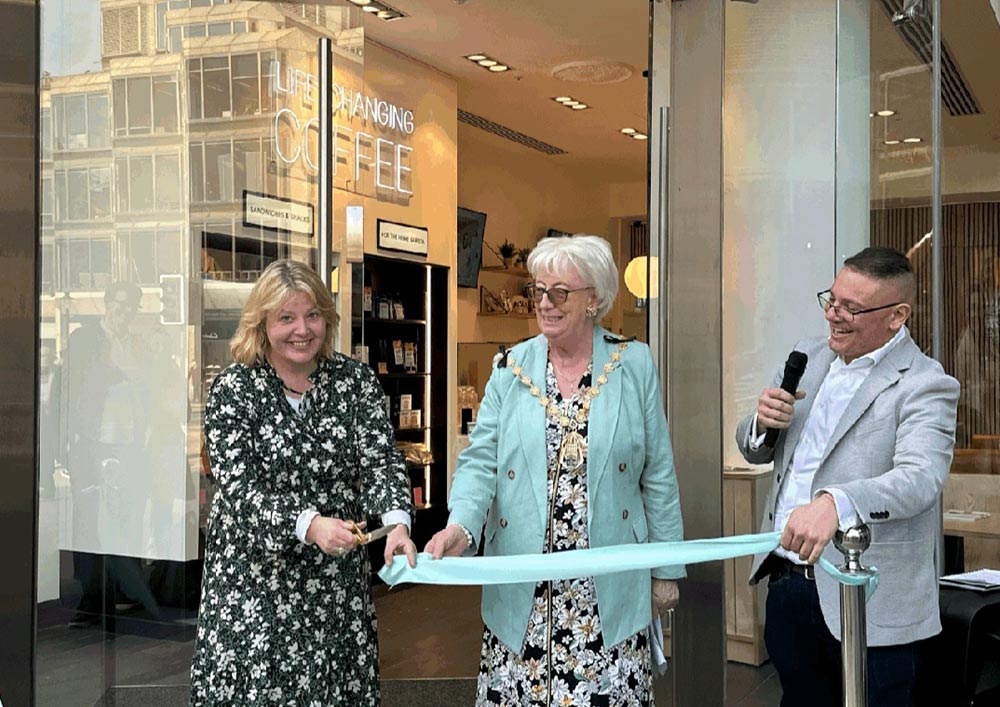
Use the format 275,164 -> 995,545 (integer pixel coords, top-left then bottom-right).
35,583 -> 781,706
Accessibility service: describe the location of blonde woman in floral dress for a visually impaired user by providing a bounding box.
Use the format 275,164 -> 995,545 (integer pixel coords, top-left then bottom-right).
426,235 -> 685,706
190,260 -> 415,706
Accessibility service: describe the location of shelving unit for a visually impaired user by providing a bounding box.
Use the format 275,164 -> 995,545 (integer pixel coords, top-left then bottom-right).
478,265 -> 535,318
350,254 -> 448,550
481,265 -> 530,277
477,311 -> 536,319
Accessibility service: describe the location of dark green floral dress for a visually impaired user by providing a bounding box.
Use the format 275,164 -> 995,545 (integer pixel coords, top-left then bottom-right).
190,355 -> 412,706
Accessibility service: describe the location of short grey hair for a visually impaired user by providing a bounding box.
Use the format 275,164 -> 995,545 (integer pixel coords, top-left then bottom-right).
527,234 -> 619,320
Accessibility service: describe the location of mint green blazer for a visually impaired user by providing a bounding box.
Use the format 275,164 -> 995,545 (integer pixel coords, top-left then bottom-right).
448,327 -> 685,652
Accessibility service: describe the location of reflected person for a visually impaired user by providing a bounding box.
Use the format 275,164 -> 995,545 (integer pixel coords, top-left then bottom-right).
65,281 -> 159,627
425,235 -> 685,707
736,247 -> 959,706
190,259 -> 415,706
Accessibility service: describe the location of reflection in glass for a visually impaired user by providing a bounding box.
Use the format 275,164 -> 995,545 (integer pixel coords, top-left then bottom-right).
36,1 -> 358,701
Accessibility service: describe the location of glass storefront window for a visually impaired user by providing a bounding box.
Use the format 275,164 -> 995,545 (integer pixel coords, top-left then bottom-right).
34,1 -> 367,702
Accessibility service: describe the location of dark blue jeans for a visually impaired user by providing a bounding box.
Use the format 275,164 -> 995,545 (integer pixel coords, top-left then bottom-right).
764,568 -> 923,707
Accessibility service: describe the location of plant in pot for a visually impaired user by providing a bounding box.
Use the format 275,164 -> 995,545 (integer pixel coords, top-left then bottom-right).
499,240 -> 516,269
516,246 -> 532,269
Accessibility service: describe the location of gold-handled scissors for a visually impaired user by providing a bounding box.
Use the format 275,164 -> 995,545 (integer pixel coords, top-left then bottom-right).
350,521 -> 401,545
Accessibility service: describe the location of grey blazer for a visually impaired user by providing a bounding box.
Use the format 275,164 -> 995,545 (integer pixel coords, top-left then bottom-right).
736,332 -> 959,646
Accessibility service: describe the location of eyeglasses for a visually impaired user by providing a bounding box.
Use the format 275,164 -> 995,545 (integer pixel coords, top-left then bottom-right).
528,284 -> 593,305
816,290 -> 902,322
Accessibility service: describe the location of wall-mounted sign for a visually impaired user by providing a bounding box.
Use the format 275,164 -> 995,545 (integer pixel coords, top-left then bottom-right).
270,59 -> 415,198
377,219 -> 428,257
243,190 -> 315,235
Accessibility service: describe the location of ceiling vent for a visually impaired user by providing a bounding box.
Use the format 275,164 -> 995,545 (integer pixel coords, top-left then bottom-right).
551,61 -> 634,84
458,109 -> 567,155
878,0 -> 981,116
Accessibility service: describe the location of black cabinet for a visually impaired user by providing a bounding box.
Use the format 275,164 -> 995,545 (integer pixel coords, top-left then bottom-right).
351,255 -> 449,549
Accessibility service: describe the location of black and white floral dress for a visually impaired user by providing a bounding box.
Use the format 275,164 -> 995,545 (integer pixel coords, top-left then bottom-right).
190,355 -> 412,706
476,362 -> 653,707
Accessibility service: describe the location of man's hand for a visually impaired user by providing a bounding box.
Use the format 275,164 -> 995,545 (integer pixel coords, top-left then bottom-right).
757,387 -> 806,433
780,493 -> 839,564
424,524 -> 470,559
651,579 -> 680,619
383,524 -> 417,569
306,517 -> 363,557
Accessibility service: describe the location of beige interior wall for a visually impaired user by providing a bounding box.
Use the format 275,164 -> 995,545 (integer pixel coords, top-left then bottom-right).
361,42 -> 458,269
355,41 -> 459,480
456,122 -> 616,345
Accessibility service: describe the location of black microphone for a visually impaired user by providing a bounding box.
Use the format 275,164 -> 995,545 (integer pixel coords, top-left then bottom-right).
763,350 -> 808,448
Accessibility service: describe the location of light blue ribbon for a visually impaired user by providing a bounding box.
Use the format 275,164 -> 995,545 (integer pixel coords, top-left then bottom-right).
379,531 -> 879,601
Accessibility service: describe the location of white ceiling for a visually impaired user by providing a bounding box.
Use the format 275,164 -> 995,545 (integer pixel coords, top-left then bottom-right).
356,0 -> 652,182
345,0 -> 999,188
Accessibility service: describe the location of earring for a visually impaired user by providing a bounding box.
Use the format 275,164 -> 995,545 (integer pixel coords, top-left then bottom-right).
585,305 -> 598,318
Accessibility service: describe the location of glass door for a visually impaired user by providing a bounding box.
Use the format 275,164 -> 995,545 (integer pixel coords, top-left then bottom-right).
36,2 -> 360,703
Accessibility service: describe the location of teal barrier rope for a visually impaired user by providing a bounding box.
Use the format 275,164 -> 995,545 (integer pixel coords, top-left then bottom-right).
379,531 -> 879,600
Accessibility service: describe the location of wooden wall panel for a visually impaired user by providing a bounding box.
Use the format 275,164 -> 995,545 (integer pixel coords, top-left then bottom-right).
872,202 -> 1000,449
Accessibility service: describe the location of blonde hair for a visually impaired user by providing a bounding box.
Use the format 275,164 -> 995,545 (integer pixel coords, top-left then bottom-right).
230,259 -> 339,366
526,234 -> 619,320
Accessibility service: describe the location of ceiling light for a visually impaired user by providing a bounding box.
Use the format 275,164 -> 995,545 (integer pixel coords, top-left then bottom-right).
633,133 -> 648,140
884,139 -> 901,145
876,109 -> 896,117
552,96 -> 591,111
467,53 -> 512,74
869,112 -> 875,118
903,137 -> 922,143
621,128 -> 636,134
358,0 -> 406,20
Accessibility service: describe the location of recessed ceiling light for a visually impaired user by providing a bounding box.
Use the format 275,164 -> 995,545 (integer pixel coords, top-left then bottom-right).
903,137 -> 922,143
571,104 -> 588,110
478,59 -> 497,67
348,0 -> 372,5
488,65 -> 509,72
621,128 -> 636,134
633,133 -> 648,140
467,54 -> 487,62
884,139 -> 901,145
362,5 -> 379,11
876,109 -> 896,117
869,112 -> 875,118
555,96 -> 573,103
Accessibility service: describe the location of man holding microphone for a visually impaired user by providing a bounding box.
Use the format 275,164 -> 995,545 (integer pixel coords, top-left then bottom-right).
736,247 -> 959,706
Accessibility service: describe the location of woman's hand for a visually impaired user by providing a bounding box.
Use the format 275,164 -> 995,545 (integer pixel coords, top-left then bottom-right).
651,579 -> 680,619
306,516 -> 364,557
383,525 -> 417,569
424,524 -> 470,559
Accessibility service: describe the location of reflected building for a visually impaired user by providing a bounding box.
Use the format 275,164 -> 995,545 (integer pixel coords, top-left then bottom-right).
39,0 -> 366,574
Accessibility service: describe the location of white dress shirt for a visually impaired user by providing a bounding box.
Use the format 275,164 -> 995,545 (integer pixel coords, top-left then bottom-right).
750,326 -> 908,564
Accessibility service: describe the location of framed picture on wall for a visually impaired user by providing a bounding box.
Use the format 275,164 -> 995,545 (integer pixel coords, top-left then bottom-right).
457,207 -> 487,288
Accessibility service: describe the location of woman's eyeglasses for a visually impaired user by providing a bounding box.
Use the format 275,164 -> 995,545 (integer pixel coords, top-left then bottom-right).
528,285 -> 593,305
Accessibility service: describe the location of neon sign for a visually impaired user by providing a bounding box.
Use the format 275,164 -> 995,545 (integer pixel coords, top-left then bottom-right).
270,59 -> 414,196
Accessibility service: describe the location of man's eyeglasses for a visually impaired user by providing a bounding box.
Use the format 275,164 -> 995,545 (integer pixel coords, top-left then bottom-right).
816,290 -> 902,322
528,284 -> 593,306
